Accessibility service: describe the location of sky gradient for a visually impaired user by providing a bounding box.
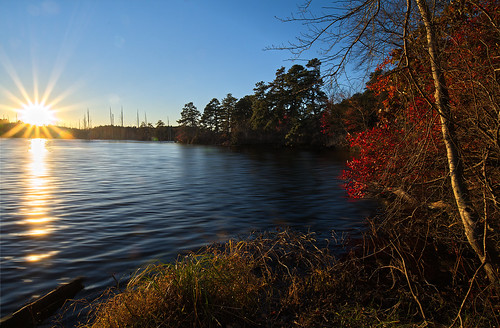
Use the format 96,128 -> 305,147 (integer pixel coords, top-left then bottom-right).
0,0 -> 327,127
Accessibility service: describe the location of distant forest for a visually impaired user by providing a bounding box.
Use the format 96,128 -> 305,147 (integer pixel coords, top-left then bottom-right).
0,121 -> 178,142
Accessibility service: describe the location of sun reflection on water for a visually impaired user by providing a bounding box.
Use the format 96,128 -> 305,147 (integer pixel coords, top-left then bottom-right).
25,250 -> 59,262
27,228 -> 53,236
24,217 -> 54,224
21,138 -> 56,241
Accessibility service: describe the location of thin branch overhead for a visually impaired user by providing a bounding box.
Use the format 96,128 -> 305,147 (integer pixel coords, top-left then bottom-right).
269,0 -> 424,86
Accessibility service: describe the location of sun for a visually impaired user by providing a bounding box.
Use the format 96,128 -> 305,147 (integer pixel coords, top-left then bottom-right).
2,100 -> 72,139
19,102 -> 56,126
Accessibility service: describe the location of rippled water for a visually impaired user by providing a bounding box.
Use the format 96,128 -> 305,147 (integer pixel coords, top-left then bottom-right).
0,138 -> 373,319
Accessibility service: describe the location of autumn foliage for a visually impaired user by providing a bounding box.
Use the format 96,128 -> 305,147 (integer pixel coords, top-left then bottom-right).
340,0 -> 499,208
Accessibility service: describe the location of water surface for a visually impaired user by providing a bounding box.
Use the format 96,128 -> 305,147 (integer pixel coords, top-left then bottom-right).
0,138 -> 373,318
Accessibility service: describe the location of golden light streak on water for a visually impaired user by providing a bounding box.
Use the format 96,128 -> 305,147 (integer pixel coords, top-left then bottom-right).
25,251 -> 59,262
22,138 -> 56,239
24,217 -> 54,224
29,138 -> 48,175
23,210 -> 47,216
29,138 -> 48,154
27,228 -> 53,236
26,199 -> 47,208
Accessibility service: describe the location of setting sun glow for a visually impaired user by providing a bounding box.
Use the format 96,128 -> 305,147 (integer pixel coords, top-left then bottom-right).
19,102 -> 56,126
2,100 -> 72,138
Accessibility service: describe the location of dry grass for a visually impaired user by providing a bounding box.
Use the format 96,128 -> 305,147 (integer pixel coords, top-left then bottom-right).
79,225 -> 498,328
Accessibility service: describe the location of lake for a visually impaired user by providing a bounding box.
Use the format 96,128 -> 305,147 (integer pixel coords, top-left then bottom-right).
0,138 -> 374,319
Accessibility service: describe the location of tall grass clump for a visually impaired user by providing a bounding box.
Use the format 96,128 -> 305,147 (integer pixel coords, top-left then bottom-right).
82,230 -> 345,327
84,245 -> 264,327
81,226 -> 498,328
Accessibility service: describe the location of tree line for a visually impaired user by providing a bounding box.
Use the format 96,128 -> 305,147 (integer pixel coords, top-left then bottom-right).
176,58 -> 335,147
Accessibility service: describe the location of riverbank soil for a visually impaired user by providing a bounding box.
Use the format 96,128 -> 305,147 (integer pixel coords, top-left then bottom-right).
73,204 -> 498,328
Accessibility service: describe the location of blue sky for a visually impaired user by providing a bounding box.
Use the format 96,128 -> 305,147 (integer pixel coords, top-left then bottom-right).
0,1 -> 336,127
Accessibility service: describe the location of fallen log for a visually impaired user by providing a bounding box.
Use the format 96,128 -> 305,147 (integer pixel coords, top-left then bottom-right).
0,277 -> 85,328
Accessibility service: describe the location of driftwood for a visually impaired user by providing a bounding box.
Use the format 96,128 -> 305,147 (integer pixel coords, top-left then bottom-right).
0,277 -> 85,328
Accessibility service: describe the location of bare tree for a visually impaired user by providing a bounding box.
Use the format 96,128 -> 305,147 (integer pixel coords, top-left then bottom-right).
278,0 -> 498,286
414,0 -> 498,287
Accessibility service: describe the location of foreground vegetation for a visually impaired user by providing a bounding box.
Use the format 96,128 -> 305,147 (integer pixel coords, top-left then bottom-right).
80,222 -> 497,327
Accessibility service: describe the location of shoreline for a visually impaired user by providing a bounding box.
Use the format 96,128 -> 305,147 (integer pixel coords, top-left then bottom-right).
48,214 -> 499,326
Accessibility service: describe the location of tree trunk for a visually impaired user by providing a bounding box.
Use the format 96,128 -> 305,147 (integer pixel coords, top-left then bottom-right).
415,0 -> 498,287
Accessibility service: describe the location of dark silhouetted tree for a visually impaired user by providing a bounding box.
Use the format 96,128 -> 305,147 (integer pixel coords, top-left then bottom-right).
177,102 -> 201,143
248,59 -> 327,145
177,102 -> 200,128
220,93 -> 237,136
200,98 -> 222,132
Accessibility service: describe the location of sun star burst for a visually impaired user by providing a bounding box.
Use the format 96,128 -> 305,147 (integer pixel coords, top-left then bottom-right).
19,102 -> 56,126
